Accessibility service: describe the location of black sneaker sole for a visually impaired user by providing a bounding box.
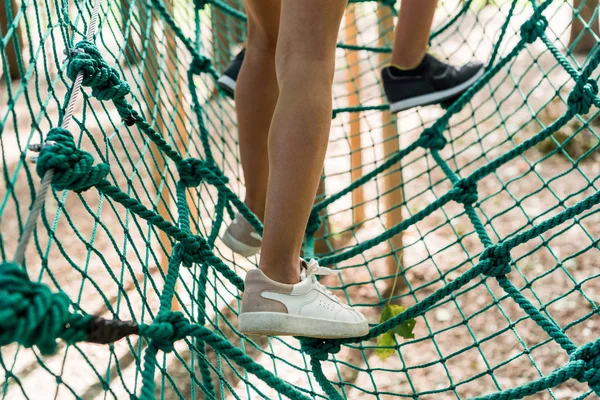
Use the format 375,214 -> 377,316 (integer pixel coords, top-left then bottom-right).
389,68 -> 484,113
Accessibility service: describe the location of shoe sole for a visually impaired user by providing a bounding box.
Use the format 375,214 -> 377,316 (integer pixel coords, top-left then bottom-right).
239,312 -> 369,339
222,229 -> 260,257
389,68 -> 485,113
217,75 -> 236,97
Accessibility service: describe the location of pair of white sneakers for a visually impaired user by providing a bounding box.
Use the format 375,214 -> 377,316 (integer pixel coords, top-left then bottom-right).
223,214 -> 369,339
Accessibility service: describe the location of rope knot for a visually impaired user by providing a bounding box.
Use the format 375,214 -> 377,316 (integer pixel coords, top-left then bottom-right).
193,0 -> 209,10
420,125 -> 447,151
67,41 -> 131,102
177,158 -> 229,188
568,79 -> 598,115
452,179 -> 478,205
0,262 -> 88,355
301,339 -> 341,361
479,245 -> 511,277
179,238 -> 212,268
570,339 -> 600,394
190,56 -> 213,75
305,211 -> 322,236
140,311 -> 189,353
520,15 -> 548,44
36,127 -> 109,192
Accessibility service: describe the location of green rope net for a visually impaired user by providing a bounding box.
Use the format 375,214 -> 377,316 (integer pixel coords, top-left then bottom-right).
2,0 -> 600,398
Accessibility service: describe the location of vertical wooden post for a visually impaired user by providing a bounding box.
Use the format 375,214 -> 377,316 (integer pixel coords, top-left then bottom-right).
569,0 -> 600,55
378,5 -> 405,296
346,4 -> 366,228
0,0 -> 24,80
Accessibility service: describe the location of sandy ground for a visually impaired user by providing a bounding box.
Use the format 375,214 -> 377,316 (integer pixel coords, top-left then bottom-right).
1,0 -> 599,399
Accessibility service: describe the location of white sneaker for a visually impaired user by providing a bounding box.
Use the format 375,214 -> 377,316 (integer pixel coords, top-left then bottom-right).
238,259 -> 369,339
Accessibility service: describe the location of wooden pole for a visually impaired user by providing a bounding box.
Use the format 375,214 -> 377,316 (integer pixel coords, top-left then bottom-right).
345,4 -> 366,228
378,5 -> 405,297
569,0 -> 600,55
0,0 -> 24,80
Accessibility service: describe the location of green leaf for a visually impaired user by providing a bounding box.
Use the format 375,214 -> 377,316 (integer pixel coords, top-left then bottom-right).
379,304 -> 416,340
375,332 -> 396,361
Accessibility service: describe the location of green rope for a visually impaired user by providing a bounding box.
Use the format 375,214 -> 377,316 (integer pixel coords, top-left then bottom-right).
3,0 -> 600,398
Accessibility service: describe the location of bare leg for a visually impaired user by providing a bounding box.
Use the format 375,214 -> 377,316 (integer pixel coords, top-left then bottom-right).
391,0 -> 438,68
240,0 -> 346,284
234,2 -> 280,221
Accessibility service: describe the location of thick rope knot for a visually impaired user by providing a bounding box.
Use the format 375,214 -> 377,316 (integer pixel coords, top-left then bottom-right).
67,41 -> 131,102
36,127 -> 109,192
568,79 -> 598,115
179,237 -> 212,268
452,179 -> 478,205
479,245 -> 512,277
190,56 -> 213,75
139,311 -> 189,353
300,339 -> 341,361
177,158 -> 229,188
420,126 -> 447,151
67,41 -> 134,121
305,210 -> 322,236
569,339 -> 600,394
0,262 -> 89,355
520,15 -> 548,44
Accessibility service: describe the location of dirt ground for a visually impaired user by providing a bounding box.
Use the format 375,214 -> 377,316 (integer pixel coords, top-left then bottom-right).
1,0 -> 599,399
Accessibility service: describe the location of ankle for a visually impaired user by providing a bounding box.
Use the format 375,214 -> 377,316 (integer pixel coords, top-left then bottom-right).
259,259 -> 301,284
244,198 -> 265,222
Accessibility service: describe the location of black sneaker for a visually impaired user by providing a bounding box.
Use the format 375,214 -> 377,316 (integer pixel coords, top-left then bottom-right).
381,54 -> 484,113
217,49 -> 245,97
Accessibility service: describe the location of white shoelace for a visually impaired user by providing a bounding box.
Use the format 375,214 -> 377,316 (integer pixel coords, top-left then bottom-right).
302,259 -> 341,303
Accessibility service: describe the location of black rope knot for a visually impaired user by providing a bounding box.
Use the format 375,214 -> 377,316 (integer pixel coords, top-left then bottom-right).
420,125 -> 447,151
177,158 -> 229,188
520,15 -> 548,44
300,339 -> 341,361
36,127 -> 109,192
479,245 -> 511,277
570,339 -> 600,395
139,311 -> 189,353
452,179 -> 478,205
190,56 -> 213,75
568,78 -> 598,115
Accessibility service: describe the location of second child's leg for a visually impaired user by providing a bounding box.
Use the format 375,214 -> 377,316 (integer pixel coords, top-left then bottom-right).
391,0 -> 437,69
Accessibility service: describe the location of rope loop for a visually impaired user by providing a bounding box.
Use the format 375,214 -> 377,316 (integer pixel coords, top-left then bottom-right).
177,157 -> 229,188
451,179 -> 478,205
419,125 -> 447,151
520,14 -> 548,44
479,245 -> 511,277
301,339 -> 341,361
0,262 -> 89,355
139,311 -> 189,353
568,78 -> 598,115
569,339 -> 600,394
36,127 -> 109,192
190,55 -> 213,75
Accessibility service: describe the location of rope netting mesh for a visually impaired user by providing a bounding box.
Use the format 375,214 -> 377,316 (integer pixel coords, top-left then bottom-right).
2,0 -> 600,398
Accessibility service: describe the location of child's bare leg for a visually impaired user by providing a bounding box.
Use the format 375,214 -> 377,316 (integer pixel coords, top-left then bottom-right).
257,0 -> 346,284
234,2 -> 280,221
391,0 -> 437,68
